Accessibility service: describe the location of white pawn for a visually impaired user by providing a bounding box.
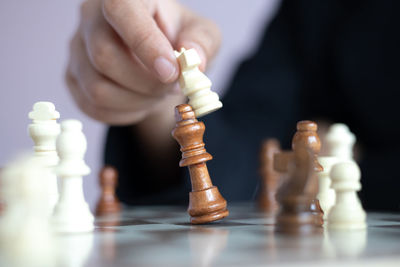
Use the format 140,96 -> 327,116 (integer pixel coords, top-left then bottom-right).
28,101 -> 61,215
325,123 -> 356,161
175,48 -> 223,118
317,156 -> 338,220
328,161 -> 366,230
51,120 -> 94,233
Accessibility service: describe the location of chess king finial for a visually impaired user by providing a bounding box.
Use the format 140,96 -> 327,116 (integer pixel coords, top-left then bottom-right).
175,48 -> 223,118
172,104 -> 228,224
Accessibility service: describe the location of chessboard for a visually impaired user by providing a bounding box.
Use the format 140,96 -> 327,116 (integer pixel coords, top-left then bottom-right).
49,204 -> 400,267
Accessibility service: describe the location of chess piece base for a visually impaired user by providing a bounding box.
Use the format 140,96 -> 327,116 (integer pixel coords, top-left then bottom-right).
188,186 -> 229,224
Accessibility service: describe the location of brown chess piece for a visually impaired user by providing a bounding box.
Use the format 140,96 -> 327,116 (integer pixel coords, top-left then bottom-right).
95,166 -> 122,216
292,121 -> 324,226
171,104 -> 229,224
258,139 -> 282,213
275,146 -> 320,234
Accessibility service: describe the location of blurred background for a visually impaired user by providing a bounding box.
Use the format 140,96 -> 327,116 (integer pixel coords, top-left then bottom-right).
0,0 -> 280,209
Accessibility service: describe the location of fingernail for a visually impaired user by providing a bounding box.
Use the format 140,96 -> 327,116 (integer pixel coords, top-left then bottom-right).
154,57 -> 176,83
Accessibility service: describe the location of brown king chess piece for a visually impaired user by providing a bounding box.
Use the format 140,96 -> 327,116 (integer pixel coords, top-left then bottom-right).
95,166 -> 122,216
275,146 -> 320,234
171,104 -> 229,224
258,139 -> 282,213
292,121 -> 324,226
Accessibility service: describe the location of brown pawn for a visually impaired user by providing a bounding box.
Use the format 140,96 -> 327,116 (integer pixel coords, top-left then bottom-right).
275,146 -> 320,234
95,166 -> 122,216
171,104 -> 229,224
258,139 -> 282,213
292,121 -> 324,226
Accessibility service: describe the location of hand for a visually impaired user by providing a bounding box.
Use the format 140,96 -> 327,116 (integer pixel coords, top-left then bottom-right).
66,0 -> 221,125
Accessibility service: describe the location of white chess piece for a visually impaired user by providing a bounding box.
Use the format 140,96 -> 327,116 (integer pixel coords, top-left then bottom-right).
325,123 -> 356,161
175,48 -> 223,117
28,101 -> 61,215
328,161 -> 366,230
317,156 -> 338,220
0,155 -> 55,267
51,119 -> 94,233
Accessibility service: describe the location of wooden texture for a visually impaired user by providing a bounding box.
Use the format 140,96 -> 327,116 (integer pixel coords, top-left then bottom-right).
95,166 -> 121,216
275,146 -> 321,234
171,104 -> 229,224
274,121 -> 324,232
258,139 -> 282,212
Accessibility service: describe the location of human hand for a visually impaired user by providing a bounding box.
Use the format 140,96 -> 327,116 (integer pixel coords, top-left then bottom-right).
66,0 -> 221,125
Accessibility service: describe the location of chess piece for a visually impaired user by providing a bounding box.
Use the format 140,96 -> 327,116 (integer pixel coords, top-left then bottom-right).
175,48 -> 223,118
171,104 -> 229,224
325,123 -> 356,161
28,101 -> 61,215
258,139 -> 281,213
95,166 -> 122,216
0,156 -> 55,267
328,161 -> 366,230
317,156 -> 338,220
275,146 -> 320,234
51,120 -> 94,233
292,121 -> 324,226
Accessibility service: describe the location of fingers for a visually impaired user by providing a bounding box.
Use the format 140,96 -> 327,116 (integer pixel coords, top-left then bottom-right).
175,8 -> 221,71
102,0 -> 179,83
80,0 -> 169,96
66,33 -> 169,125
67,73 -> 147,125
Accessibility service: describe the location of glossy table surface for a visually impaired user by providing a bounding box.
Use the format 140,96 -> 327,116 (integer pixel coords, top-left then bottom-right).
3,204 -> 400,267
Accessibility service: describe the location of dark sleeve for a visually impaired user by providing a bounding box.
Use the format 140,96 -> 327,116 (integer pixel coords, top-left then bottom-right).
104,125 -> 189,205
104,0 -> 400,211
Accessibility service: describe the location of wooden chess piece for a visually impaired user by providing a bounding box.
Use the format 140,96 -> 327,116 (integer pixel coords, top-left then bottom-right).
95,166 -> 121,216
292,121 -> 324,226
171,104 -> 229,224
275,146 -> 320,234
258,139 -> 281,213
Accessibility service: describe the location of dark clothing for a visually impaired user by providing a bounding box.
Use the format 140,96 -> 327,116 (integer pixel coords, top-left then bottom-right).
105,0 -> 400,211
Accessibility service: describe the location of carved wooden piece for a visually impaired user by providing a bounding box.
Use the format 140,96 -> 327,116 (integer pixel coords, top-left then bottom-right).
293,121 -> 324,226
172,104 -> 229,224
274,121 -> 324,230
258,139 -> 281,212
95,166 -> 122,216
275,146 -> 320,234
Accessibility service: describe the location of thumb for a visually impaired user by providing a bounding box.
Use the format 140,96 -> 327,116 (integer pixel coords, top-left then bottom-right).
175,11 -> 221,71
